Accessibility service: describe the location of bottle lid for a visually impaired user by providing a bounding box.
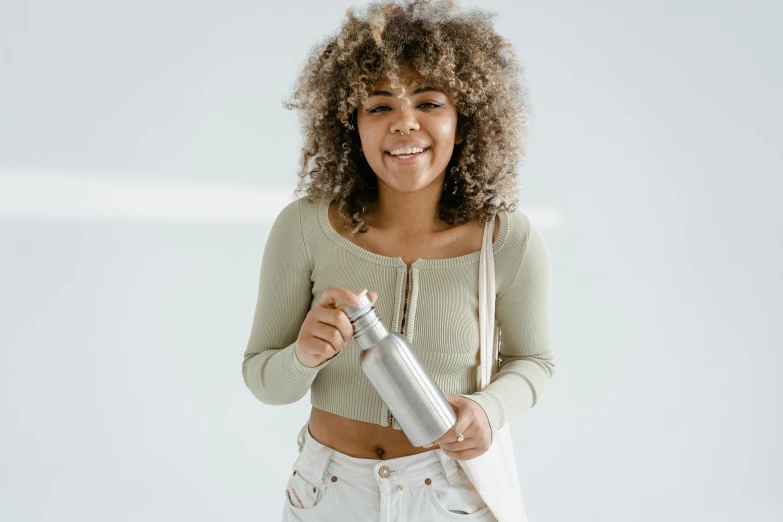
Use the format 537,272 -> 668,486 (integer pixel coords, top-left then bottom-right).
342,292 -> 374,321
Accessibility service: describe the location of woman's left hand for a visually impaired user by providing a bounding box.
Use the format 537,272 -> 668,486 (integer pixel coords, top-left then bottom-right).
423,394 -> 492,460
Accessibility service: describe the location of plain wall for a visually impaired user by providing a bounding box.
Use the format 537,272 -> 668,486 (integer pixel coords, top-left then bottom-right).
1,1 -> 780,520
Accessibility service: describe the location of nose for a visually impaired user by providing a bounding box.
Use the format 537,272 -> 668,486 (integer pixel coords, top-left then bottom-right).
390,104 -> 420,135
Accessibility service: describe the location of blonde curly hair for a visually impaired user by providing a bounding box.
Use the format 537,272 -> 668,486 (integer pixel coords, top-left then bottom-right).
286,0 -> 529,235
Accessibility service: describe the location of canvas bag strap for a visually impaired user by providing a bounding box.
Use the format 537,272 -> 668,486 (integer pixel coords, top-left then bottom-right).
478,216 -> 496,391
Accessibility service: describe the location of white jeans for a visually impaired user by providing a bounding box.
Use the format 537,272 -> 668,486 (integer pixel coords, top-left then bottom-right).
281,423 -> 497,521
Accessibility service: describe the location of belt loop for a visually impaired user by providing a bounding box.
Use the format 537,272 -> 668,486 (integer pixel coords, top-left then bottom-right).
297,422 -> 334,484
436,449 -> 462,485
309,436 -> 334,484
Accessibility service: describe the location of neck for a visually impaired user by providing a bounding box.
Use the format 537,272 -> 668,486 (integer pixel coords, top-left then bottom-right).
368,173 -> 448,234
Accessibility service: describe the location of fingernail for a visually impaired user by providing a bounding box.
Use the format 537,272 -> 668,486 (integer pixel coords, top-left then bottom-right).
423,443 -> 433,448
354,290 -> 367,305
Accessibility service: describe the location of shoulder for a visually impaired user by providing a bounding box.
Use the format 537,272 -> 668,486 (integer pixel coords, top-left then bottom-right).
503,208 -> 548,252
495,208 -> 550,295
271,195 -> 324,230
500,208 -> 534,247
514,209 -> 550,263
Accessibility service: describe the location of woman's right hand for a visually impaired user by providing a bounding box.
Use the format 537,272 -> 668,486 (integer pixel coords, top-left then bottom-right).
295,286 -> 377,368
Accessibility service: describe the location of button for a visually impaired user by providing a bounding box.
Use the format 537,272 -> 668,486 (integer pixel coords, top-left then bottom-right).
331,476 -> 338,482
379,466 -> 391,478
425,478 -> 432,485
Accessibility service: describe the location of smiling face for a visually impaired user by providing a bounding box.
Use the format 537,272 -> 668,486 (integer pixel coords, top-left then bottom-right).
356,76 -> 461,195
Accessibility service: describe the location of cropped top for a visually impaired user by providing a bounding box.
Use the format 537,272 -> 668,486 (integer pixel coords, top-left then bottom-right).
241,196 -> 554,437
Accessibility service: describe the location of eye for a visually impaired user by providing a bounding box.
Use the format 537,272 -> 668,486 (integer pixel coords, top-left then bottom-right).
366,102 -> 443,114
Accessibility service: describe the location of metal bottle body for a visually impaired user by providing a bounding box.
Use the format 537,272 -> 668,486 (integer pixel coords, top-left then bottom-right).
344,294 -> 457,447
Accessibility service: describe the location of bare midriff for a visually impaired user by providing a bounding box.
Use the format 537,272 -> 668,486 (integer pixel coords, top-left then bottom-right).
308,407 -> 437,460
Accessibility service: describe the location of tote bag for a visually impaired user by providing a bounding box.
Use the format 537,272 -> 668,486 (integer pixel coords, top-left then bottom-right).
457,216 -> 529,522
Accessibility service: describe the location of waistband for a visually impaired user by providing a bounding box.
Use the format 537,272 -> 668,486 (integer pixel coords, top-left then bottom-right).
295,422 -> 463,490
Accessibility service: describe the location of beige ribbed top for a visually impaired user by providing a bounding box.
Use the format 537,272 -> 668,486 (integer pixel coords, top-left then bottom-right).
242,196 -> 554,438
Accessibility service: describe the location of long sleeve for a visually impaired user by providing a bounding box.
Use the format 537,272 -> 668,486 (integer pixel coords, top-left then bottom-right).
242,199 -> 334,405
460,219 -> 555,437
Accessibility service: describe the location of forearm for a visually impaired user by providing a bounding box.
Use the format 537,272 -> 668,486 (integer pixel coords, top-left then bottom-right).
460,353 -> 555,438
242,199 -> 319,405
462,214 -> 555,439
242,342 -> 325,405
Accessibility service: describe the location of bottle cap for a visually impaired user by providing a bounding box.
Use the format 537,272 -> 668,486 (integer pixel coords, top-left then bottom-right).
342,292 -> 374,321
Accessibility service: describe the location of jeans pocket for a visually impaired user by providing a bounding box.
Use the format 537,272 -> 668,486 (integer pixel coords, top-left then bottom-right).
425,472 -> 492,519
284,454 -> 336,513
286,471 -> 322,510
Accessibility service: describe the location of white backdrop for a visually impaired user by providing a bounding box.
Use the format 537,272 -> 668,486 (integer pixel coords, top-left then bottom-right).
1,1 -> 781,521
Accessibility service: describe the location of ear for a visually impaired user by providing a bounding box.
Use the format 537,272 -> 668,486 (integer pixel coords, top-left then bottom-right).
454,124 -> 464,145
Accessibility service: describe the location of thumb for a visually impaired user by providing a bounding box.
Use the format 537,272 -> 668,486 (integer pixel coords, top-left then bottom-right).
444,394 -> 463,410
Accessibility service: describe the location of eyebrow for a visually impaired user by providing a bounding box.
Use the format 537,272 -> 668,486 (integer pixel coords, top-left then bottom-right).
368,86 -> 442,97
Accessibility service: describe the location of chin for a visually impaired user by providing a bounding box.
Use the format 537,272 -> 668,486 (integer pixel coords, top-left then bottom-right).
385,173 -> 441,194
390,182 -> 431,194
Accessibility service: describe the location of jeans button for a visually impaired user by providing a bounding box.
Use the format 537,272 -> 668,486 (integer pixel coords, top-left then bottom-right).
379,466 -> 391,478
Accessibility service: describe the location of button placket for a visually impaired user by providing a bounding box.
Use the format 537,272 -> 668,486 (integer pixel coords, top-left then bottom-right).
391,266 -> 407,333
403,265 -> 420,344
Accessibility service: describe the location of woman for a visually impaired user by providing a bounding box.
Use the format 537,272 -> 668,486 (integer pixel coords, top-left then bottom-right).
242,1 -> 554,520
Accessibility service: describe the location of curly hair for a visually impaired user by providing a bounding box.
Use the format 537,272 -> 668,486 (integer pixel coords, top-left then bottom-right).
285,0 -> 529,235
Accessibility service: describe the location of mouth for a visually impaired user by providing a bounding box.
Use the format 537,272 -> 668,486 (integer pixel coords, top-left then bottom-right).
385,147 -> 430,161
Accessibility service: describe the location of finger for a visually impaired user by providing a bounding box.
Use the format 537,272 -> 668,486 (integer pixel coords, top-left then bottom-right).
317,286 -> 361,309
439,438 -> 478,452
424,415 -> 473,448
313,307 -> 353,341
441,447 -> 483,461
426,421 -> 471,448
442,395 -> 472,438
332,310 -> 354,341
369,291 -> 378,306
310,322 -> 346,349
435,396 -> 472,442
444,394 -> 464,410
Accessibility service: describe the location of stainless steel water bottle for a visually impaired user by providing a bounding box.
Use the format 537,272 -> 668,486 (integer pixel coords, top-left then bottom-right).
343,292 -> 457,447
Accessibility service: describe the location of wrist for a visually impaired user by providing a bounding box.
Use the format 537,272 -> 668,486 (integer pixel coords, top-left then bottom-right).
295,344 -> 339,369
295,351 -> 322,369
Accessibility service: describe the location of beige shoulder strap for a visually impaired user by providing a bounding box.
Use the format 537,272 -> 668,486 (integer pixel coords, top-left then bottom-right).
477,216 -> 497,391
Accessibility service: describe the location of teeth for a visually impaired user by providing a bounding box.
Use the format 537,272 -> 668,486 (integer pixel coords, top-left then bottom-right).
390,147 -> 425,156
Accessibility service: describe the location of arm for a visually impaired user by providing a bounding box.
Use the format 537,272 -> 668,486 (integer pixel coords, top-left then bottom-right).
241,199 -> 331,405
460,219 -> 555,438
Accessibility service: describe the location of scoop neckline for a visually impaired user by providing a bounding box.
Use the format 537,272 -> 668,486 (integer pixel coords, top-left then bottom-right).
316,196 -> 510,269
